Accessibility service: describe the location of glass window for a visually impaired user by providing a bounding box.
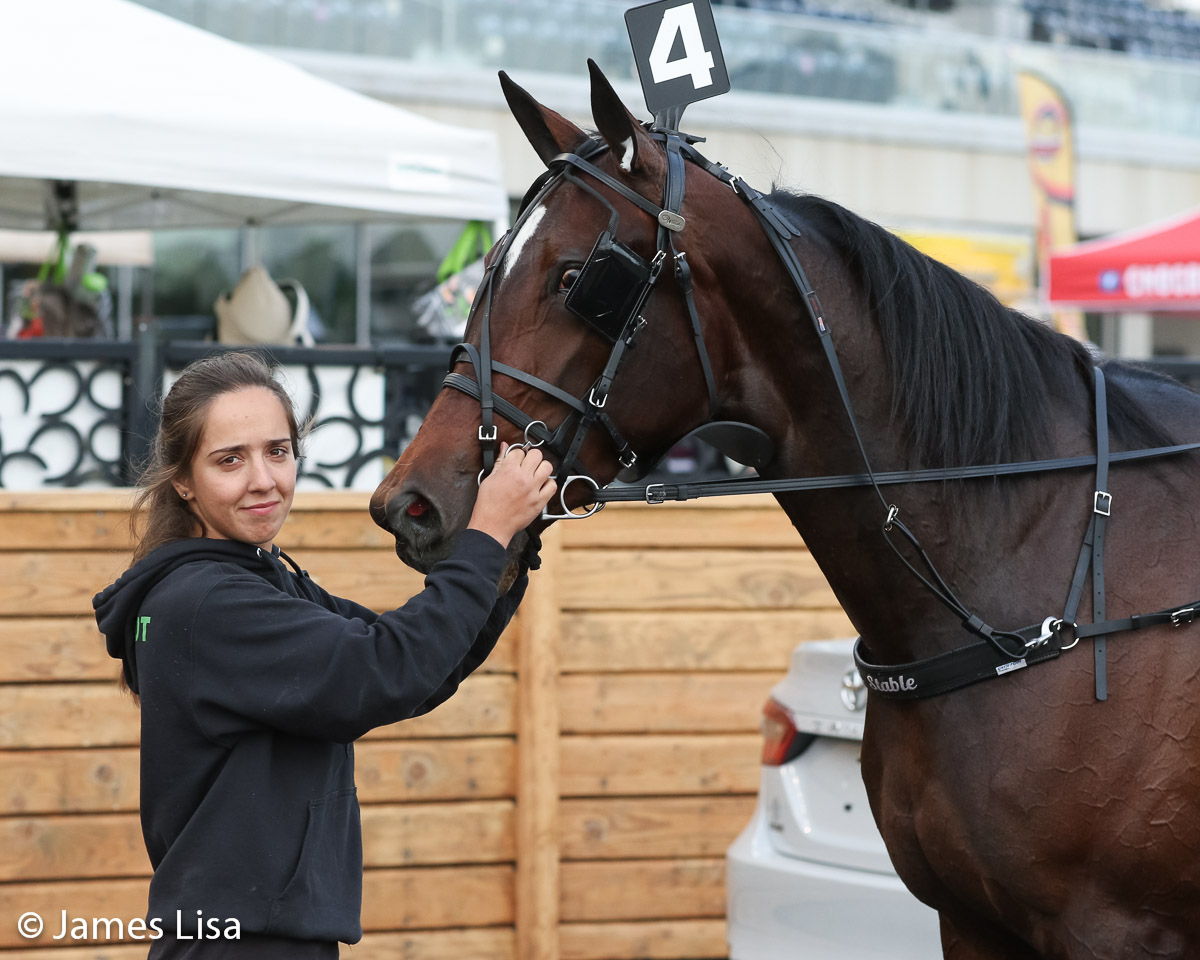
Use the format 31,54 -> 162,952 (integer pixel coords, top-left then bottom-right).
152,228 -> 241,326
258,223 -> 357,343
368,219 -> 475,343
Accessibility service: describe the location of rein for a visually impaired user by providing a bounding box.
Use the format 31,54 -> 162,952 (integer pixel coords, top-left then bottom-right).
444,127 -> 1200,702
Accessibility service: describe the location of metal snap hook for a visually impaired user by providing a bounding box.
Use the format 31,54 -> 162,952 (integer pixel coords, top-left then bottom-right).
1026,616 -> 1062,650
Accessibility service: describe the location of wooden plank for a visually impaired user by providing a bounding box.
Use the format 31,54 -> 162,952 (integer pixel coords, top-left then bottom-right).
0,747 -> 139,814
0,931 -> 517,960
559,673 -> 776,734
560,796 -> 755,860
338,928 -> 515,960
560,920 -> 727,960
560,734 -> 760,797
1,802 -> 514,882
0,684 -> 139,749
0,510 -> 393,552
0,618 -> 114,683
0,490 -> 372,513
0,549 -> 428,618
0,491 -> 138,512
560,859 -> 726,922
277,511 -> 393,549
362,865 -> 514,929
0,552 -> 129,617
0,812 -> 149,882
0,867 -> 512,947
562,506 -> 798,549
0,614 -> 511,684
0,738 -> 515,815
361,800 -> 515,867
3,674 -> 515,748
560,549 -> 837,611
515,525 -> 562,960
0,879 -> 148,948
0,947 -> 146,960
561,610 -> 854,672
354,738 -> 515,804
366,675 -> 516,739
0,511 -> 137,551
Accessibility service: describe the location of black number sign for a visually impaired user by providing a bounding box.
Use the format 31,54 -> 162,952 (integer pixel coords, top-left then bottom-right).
625,0 -> 730,116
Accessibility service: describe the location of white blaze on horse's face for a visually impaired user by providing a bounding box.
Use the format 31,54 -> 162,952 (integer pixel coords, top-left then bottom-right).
503,203 -> 547,280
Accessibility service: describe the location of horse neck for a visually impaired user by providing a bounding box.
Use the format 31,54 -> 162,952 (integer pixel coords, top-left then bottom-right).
712,241 -> 1088,663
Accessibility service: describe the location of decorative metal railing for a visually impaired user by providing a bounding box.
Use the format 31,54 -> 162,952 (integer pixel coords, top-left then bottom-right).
0,329 -> 448,490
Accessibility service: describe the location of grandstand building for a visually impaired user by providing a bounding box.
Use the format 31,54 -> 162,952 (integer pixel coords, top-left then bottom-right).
129,0 -> 1200,355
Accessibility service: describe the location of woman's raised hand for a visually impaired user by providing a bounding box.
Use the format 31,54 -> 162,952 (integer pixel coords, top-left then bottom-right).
468,442 -> 557,546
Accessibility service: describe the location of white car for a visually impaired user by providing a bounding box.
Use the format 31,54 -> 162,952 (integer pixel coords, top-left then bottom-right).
726,639 -> 942,959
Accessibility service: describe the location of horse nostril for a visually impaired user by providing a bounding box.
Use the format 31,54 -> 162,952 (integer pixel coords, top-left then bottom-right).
388,491 -> 440,541
406,496 -> 431,519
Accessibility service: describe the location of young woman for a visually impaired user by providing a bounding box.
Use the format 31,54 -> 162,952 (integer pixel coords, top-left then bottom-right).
94,352 -> 555,959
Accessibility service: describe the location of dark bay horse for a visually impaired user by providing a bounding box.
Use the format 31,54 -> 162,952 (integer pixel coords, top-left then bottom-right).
370,63 -> 1200,957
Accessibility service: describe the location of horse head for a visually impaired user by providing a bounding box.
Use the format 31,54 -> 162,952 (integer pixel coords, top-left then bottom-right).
371,63 -> 761,578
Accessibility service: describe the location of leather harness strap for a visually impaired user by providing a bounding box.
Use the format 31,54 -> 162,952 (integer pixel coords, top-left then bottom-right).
445,126 -> 1200,702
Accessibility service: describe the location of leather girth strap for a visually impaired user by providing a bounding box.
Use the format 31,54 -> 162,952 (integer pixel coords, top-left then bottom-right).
854,366 -> 1199,701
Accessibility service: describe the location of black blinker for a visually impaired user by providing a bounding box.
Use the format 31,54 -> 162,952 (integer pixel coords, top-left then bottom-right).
565,230 -> 652,343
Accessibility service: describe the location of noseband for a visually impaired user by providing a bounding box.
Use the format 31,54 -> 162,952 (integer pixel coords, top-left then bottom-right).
442,129 -> 773,519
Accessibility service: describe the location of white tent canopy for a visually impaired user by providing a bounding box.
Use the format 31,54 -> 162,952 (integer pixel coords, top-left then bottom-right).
0,0 -> 508,232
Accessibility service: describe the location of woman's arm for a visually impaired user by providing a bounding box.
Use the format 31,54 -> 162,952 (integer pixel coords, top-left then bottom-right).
188,530 -> 515,744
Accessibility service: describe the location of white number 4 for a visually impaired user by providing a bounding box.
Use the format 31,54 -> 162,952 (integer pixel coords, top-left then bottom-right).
648,3 -> 715,90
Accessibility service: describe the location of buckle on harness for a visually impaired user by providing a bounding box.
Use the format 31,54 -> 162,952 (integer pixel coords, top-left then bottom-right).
646,483 -> 666,504
1093,490 -> 1112,516
1171,607 -> 1195,627
478,425 -> 497,443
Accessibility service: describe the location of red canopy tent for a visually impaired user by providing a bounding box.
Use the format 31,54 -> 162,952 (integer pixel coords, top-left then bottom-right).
1046,206 -> 1200,310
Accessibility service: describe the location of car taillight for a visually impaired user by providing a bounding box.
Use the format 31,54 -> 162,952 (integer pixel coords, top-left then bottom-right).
760,697 -> 813,766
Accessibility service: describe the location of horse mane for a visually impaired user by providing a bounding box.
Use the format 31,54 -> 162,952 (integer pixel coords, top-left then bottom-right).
768,190 -> 1178,468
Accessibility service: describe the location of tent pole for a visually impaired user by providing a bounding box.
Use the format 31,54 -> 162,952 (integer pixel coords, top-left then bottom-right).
355,223 -> 371,346
117,265 -> 134,340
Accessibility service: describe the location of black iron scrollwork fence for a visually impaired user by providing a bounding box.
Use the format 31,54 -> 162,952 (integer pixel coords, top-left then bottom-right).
2,329 -> 1196,491
0,324 -> 449,490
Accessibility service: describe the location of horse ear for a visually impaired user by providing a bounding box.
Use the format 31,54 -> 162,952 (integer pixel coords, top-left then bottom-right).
499,71 -> 588,167
587,59 -> 655,175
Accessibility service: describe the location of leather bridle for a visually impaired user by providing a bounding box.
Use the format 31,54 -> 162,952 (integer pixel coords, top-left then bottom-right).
444,130 -> 773,520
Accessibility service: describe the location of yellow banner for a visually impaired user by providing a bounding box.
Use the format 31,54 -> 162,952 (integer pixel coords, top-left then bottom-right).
1016,70 -> 1085,339
896,231 -> 1032,306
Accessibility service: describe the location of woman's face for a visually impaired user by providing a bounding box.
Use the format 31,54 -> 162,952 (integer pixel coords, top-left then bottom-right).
175,387 -> 298,550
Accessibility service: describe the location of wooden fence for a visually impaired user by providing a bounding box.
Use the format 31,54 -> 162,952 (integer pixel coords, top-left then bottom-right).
0,491 -> 851,960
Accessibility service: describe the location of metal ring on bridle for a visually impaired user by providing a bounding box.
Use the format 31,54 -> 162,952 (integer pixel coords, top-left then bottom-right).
541,474 -> 603,521
477,421 -> 550,486
521,420 -> 547,451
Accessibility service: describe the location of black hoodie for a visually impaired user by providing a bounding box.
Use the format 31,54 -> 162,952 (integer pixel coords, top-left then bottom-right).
93,529 -> 525,944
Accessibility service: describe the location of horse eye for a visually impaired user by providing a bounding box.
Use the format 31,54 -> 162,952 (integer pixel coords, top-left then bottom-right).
559,268 -> 581,291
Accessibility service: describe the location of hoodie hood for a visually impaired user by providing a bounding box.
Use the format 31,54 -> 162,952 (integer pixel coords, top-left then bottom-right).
94,538 -> 283,694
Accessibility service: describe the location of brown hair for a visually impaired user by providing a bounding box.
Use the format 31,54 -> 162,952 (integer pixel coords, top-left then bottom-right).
130,351 -> 304,563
